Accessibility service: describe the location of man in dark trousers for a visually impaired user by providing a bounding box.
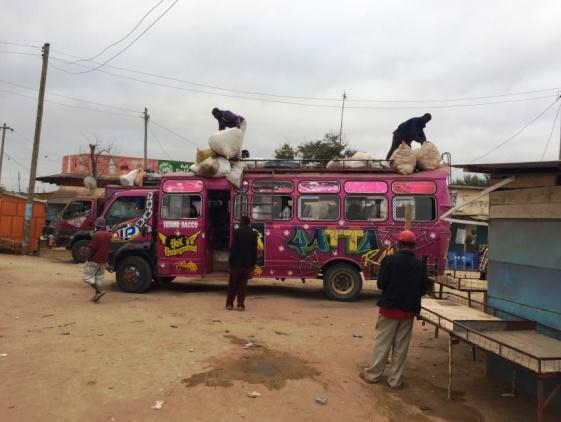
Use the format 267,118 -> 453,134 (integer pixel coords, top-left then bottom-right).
386,113 -> 432,159
359,230 -> 427,388
82,217 -> 112,302
212,108 -> 247,132
226,215 -> 258,311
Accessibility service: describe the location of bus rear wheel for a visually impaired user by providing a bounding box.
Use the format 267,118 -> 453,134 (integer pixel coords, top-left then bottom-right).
116,256 -> 152,293
323,263 -> 362,302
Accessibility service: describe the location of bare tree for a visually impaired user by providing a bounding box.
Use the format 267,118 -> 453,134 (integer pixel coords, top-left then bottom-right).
76,135 -> 115,179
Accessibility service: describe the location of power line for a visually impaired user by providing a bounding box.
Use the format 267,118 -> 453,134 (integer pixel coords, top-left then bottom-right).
0,50 -> 40,57
68,0 -> 166,65
151,120 -> 200,147
0,79 -> 141,114
469,96 -> 561,163
149,126 -> 173,159
540,100 -> 561,160
5,153 -> 29,171
72,0 -> 179,74
0,41 -> 41,49
0,88 -> 141,118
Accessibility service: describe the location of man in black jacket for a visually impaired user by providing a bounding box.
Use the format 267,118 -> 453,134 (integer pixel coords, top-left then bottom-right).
359,230 -> 427,388
386,113 -> 432,159
212,108 -> 247,132
226,215 -> 258,311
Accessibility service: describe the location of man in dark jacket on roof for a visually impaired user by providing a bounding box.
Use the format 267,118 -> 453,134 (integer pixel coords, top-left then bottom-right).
386,113 -> 432,159
226,216 -> 258,311
359,230 -> 428,388
212,108 -> 247,132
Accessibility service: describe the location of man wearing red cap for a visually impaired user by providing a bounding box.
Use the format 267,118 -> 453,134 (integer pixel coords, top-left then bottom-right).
359,230 -> 427,388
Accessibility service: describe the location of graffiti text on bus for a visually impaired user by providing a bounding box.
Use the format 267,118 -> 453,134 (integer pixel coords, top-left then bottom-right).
287,228 -> 377,256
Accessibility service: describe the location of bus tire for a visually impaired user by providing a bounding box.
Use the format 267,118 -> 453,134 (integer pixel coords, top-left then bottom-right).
71,239 -> 90,263
323,263 -> 362,302
116,256 -> 152,293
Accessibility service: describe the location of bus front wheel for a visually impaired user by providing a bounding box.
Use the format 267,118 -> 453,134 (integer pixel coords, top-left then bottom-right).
323,263 -> 362,301
71,239 -> 90,263
116,256 -> 152,293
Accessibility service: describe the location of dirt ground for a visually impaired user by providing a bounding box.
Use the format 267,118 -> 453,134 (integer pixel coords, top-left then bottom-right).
1,253 -> 560,422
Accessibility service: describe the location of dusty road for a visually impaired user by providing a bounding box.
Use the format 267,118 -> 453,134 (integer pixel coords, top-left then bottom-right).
1,254 -> 559,422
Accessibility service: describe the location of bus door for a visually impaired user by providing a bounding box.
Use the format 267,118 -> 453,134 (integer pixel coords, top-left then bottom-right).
157,180 -> 204,277
205,190 -> 231,273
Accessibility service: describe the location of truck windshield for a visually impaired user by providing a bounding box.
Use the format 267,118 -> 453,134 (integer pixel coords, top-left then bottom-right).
62,200 -> 92,220
106,196 -> 146,226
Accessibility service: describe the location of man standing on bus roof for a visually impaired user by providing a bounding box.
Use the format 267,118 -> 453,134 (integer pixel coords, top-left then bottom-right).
226,215 -> 258,311
212,108 -> 247,132
359,230 -> 427,388
386,113 -> 432,159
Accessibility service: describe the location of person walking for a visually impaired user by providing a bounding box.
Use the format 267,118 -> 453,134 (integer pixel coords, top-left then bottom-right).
359,230 -> 427,388
211,108 -> 247,132
82,217 -> 112,302
226,215 -> 258,311
386,113 -> 432,159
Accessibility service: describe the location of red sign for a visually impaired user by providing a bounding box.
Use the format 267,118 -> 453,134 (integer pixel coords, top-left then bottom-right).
162,179 -> 204,193
392,181 -> 436,194
62,154 -> 159,176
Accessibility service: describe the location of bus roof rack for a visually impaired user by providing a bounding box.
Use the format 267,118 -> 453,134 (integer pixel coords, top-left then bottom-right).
242,159 -> 396,173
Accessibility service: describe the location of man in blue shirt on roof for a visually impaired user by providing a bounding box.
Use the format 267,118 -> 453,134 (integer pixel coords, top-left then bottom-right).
386,113 -> 432,159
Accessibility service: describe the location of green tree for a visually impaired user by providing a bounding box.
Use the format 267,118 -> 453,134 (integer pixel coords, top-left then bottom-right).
274,143 -> 296,159
452,174 -> 491,187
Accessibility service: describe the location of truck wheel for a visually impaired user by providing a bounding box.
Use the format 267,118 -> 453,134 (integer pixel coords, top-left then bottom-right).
71,239 -> 91,263
116,256 -> 152,293
323,263 -> 363,301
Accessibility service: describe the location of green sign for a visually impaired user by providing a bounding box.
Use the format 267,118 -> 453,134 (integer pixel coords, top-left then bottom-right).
158,160 -> 193,174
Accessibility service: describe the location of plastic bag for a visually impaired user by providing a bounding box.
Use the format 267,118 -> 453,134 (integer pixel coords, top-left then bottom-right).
198,157 -> 219,177
196,148 -> 216,164
208,127 -> 244,159
390,142 -> 416,175
120,169 -> 139,186
214,157 -> 232,177
414,141 -> 441,171
346,151 -> 372,168
226,161 -> 246,188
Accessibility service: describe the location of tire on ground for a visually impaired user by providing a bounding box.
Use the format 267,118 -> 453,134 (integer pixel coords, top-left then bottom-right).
323,262 -> 363,301
71,239 -> 91,263
116,255 -> 152,293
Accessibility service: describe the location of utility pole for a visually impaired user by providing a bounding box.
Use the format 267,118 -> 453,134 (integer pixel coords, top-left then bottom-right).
338,91 -> 347,145
0,123 -> 14,186
17,172 -> 21,193
144,107 -> 149,170
22,42 -> 49,255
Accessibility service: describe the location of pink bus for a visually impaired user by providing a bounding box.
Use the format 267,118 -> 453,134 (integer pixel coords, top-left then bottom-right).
103,165 -> 452,301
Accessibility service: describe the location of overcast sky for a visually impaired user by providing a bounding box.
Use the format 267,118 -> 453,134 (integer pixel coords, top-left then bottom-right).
1,0 -> 561,192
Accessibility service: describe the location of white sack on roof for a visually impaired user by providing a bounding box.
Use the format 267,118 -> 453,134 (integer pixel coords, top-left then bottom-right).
414,141 -> 441,171
208,127 -> 244,159
214,157 -> 232,177
119,169 -> 139,186
345,151 -> 372,168
390,143 -> 416,175
226,161 -> 246,188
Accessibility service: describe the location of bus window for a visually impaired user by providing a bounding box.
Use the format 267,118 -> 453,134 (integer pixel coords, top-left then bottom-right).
106,196 -> 146,226
62,200 -> 93,220
161,194 -> 201,219
252,195 -> 293,220
233,195 -> 248,220
298,195 -> 340,221
345,196 -> 387,221
393,196 -> 436,222
252,180 -> 293,193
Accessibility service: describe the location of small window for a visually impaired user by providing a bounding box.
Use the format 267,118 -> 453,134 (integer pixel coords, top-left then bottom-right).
161,194 -> 201,219
233,195 -> 249,220
106,196 -> 146,227
298,195 -> 340,221
393,196 -> 436,222
298,181 -> 340,193
252,195 -> 293,220
345,196 -> 388,221
252,180 -> 293,193
62,200 -> 93,220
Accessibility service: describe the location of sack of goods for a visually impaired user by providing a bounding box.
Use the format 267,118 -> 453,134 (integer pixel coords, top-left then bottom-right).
196,147 -> 216,164
198,157 -> 219,177
120,168 -> 139,186
326,159 -> 343,169
214,156 -> 232,177
346,151 -> 372,168
390,142 -> 417,175
134,168 -> 145,186
208,127 -> 244,159
226,161 -> 246,188
414,141 -> 441,171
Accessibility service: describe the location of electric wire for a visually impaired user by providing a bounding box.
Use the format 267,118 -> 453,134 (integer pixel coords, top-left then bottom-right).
540,100 -> 561,160
150,120 -> 200,147
67,0 -> 166,65
469,97 -> 561,163
5,153 -> 30,171
149,126 -> 173,160
71,0 -> 179,74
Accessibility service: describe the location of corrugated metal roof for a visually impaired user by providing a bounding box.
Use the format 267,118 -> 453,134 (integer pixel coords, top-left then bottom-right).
454,160 -> 561,175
